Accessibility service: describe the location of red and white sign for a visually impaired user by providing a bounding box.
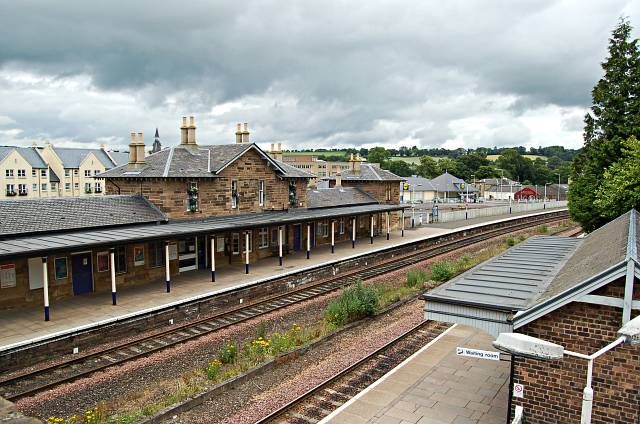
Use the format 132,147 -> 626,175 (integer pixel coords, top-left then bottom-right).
513,383 -> 524,398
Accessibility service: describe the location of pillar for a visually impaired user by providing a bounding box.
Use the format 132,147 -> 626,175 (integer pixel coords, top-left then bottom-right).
278,226 -> 283,266
401,210 -> 405,237
245,232 -> 250,274
331,220 -> 335,254
42,257 -> 50,321
210,236 -> 216,282
165,242 -> 171,293
110,248 -> 117,305
306,223 -> 311,259
194,236 -> 199,269
352,217 -> 356,248
386,212 -> 390,240
370,215 -> 374,244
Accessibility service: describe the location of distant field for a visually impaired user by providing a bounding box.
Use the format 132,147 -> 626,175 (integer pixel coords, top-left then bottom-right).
486,154 -> 545,161
285,151 -> 348,159
390,156 -> 444,164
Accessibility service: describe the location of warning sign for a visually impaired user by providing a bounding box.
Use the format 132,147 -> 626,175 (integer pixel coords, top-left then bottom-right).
513,383 -> 524,398
456,346 -> 500,361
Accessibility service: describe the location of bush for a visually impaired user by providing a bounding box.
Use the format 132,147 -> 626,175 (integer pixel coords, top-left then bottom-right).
269,331 -> 296,355
218,341 -> 237,364
255,322 -> 267,340
406,269 -> 427,288
245,337 -> 270,364
205,359 -> 222,380
324,281 -> 379,326
505,236 -> 517,247
538,225 -> 549,234
430,261 -> 454,282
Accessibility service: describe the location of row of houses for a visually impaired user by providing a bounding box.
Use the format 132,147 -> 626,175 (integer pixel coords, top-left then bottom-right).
0,117 -> 406,315
0,141 -> 131,199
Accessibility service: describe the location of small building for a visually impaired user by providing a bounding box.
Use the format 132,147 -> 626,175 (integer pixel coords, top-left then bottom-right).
477,177 -> 521,200
400,175 -> 437,203
513,186 -> 540,201
423,210 -> 640,423
427,172 -> 478,202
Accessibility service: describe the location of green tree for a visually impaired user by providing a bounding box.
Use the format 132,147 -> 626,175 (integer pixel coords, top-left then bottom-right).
416,156 -> 439,178
385,159 -> 415,177
454,152 -> 490,181
569,19 -> 640,231
594,137 -> 640,218
367,147 -> 391,165
436,158 -> 458,176
496,149 -> 534,182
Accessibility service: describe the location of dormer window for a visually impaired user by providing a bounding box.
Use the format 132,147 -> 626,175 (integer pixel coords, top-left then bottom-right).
231,180 -> 238,209
187,182 -> 198,212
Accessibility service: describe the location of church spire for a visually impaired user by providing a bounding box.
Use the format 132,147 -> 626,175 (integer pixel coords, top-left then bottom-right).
151,128 -> 162,154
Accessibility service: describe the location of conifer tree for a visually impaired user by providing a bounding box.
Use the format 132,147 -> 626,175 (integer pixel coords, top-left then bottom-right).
569,18 -> 640,231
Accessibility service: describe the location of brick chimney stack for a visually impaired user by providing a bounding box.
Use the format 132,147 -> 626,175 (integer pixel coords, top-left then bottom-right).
242,122 -> 249,143
128,131 -> 146,168
186,116 -> 197,145
180,116 -> 188,145
235,123 -> 242,144
349,153 -> 362,175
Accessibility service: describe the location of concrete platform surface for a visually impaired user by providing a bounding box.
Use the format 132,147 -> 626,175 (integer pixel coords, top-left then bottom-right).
0,207 -> 566,351
321,324 -> 510,424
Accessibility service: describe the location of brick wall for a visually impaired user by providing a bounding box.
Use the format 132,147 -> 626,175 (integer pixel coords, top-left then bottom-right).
329,180 -> 400,204
106,149 -> 307,219
515,276 -> 640,423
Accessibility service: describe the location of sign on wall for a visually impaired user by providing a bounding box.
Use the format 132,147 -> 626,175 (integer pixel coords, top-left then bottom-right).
513,383 -> 524,398
456,347 -> 500,361
168,244 -> 178,260
0,264 -> 16,288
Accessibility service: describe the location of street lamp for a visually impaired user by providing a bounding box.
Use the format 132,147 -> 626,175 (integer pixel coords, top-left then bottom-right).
493,315 -> 640,424
556,173 -> 561,201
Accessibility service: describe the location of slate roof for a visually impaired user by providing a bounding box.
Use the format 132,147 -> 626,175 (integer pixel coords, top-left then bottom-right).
49,169 -> 60,183
403,176 -> 437,192
429,172 -> 478,193
0,195 -> 167,237
54,147 -> 117,169
106,151 -> 130,166
323,163 -> 404,182
99,143 -> 313,179
0,146 -> 48,168
307,187 -> 379,209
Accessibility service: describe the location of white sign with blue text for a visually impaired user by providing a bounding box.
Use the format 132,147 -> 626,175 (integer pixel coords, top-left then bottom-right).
456,347 -> 500,361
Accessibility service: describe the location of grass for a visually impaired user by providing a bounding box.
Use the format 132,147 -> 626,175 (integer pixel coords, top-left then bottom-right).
324,281 -> 379,327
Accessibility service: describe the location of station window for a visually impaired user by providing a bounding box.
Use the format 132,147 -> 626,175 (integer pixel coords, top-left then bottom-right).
74,169 -> 79,176
258,227 -> 269,249
51,183 -> 57,191
148,241 -> 165,268
85,182 -> 92,193
258,180 -> 265,206
5,184 -> 14,195
231,180 -> 238,209
323,220 -> 329,237
339,218 -> 345,235
95,182 -> 102,193
115,246 -> 127,273
187,181 -> 198,212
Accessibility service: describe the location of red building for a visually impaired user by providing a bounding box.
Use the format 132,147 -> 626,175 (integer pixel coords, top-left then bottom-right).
513,186 -> 540,201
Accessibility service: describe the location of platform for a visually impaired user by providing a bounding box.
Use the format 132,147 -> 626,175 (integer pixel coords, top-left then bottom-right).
0,207 -> 566,351
321,324 -> 510,424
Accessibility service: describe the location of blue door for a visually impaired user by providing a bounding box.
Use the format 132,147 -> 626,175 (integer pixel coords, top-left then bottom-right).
72,253 -> 93,295
310,223 -> 315,247
293,225 -> 301,251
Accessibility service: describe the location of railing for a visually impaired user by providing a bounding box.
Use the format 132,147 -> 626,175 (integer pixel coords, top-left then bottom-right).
411,201 -> 568,225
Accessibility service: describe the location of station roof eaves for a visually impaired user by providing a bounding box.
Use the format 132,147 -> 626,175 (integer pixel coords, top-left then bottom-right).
0,203 -> 405,259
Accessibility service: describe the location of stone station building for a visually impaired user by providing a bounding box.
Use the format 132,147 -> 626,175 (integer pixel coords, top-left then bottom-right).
0,118 -> 407,319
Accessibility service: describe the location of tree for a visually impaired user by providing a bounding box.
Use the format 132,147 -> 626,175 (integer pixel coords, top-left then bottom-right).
594,137 -> 640,218
569,19 -> 640,231
367,147 -> 391,165
496,149 -> 534,182
416,156 -> 439,178
436,158 -> 458,176
454,152 -> 490,181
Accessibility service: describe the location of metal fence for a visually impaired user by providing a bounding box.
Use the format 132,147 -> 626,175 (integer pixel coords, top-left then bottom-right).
414,201 -> 568,225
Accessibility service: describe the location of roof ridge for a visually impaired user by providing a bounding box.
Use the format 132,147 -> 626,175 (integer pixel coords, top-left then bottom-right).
627,208 -> 637,261
366,163 -> 382,181
163,147 -> 175,177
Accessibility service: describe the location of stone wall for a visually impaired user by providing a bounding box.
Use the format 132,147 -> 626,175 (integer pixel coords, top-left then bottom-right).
328,179 -> 400,204
514,277 -> 640,423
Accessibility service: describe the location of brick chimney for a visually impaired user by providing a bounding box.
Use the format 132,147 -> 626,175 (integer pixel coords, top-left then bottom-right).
241,122 -> 249,143
180,116 -> 188,145
235,123 -> 243,144
128,131 -> 146,168
186,116 -> 197,145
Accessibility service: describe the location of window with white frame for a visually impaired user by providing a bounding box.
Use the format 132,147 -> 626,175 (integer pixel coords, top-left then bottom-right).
386,185 -> 392,201
94,170 -> 100,176
50,183 -> 56,191
32,169 -> 37,177
41,183 -> 47,191
85,182 -> 92,193
231,180 -> 238,208
5,169 -> 13,177
17,169 -> 25,178
232,233 -> 240,254
65,182 -> 71,191
95,182 -> 102,193
258,180 -> 265,206
74,182 -> 79,189
18,184 -> 27,194
5,184 -> 14,194
32,183 -> 37,192
258,227 -> 269,248
73,169 -> 78,176
41,169 -> 47,177
64,169 -> 70,177
84,170 -> 91,177
323,220 -> 329,237
339,218 -> 345,234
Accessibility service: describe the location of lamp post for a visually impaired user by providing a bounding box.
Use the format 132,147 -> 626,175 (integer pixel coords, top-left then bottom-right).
556,173 -> 561,201
497,168 -> 504,202
493,315 -> 640,424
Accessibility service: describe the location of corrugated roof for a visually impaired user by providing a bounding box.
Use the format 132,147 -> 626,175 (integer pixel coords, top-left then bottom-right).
0,203 -> 404,259
307,187 -> 378,209
424,236 -> 580,311
0,195 -> 167,237
54,147 -> 117,169
323,163 -> 403,182
0,146 -> 47,168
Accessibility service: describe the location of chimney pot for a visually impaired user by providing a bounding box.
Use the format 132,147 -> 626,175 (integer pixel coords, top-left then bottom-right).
182,116 -> 187,126
189,116 -> 195,127
137,132 -> 143,143
243,122 -> 248,131
130,132 -> 136,142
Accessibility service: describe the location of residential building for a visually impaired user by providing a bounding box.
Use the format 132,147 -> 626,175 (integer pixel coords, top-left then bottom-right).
0,146 -> 58,199
270,144 -> 351,181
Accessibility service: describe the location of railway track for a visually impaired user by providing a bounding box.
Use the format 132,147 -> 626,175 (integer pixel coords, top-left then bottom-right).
0,212 -> 568,402
254,320 -> 451,424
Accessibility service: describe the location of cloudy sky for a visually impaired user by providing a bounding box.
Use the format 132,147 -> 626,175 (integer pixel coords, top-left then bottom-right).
0,1 -> 638,152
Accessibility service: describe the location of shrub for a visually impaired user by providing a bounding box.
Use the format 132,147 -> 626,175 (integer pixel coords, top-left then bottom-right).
538,225 -> 549,234
406,269 -> 427,288
245,337 -> 270,364
505,236 -> 517,247
430,261 -> 454,282
254,322 -> 267,340
218,341 -> 237,364
205,359 -> 222,380
269,331 -> 296,355
324,281 -> 379,326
